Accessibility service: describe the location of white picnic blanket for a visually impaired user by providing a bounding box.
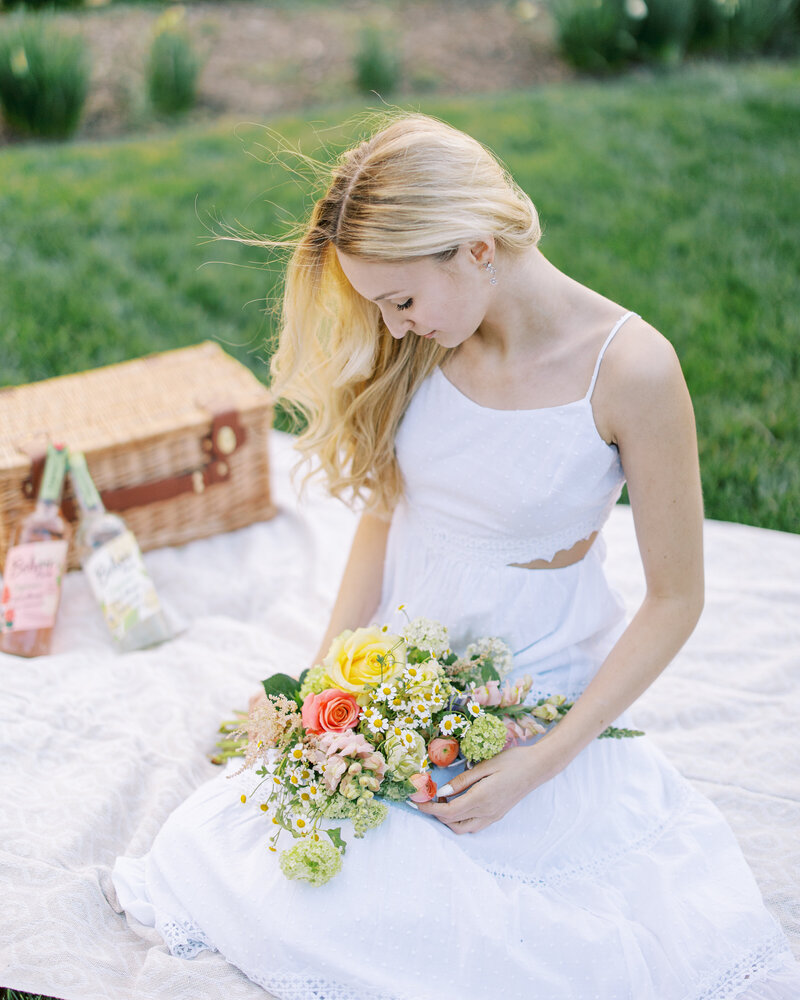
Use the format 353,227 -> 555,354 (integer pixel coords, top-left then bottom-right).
1,430 -> 798,1000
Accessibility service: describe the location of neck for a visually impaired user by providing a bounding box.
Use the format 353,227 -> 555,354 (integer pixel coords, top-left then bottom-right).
471,247 -> 578,359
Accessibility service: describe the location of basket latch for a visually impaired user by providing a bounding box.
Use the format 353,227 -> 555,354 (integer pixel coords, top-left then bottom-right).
22,410 -> 248,518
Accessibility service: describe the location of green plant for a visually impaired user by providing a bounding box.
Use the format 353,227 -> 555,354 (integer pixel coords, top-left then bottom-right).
718,0 -> 799,55
634,0 -> 695,63
549,0 -> 637,72
353,24 -> 400,96
146,29 -> 199,116
0,15 -> 89,139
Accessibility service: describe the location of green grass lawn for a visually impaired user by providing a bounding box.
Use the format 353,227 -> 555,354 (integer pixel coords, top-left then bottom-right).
1,58 -> 798,536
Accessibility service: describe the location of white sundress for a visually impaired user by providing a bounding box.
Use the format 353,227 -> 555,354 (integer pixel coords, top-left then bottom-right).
113,311 -> 800,1000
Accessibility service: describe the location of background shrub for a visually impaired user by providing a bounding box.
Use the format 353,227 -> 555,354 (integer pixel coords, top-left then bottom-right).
146,28 -> 199,116
353,24 -> 400,96
549,0 -> 638,72
634,0 -> 695,63
0,15 -> 89,139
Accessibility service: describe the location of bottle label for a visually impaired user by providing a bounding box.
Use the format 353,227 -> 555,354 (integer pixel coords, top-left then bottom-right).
1,540 -> 69,633
84,531 -> 161,641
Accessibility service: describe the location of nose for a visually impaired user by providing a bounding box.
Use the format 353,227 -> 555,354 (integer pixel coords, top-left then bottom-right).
387,315 -> 414,340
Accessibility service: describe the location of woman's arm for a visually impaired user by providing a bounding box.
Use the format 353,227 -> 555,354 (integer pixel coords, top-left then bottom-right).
309,509 -> 393,665
420,322 -> 704,832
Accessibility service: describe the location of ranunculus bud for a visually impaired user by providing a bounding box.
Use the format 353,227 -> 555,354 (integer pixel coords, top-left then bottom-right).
408,772 -> 437,803
427,736 -> 459,767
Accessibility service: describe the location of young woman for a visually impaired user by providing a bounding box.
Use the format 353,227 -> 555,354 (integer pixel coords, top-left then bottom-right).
113,114 -> 800,999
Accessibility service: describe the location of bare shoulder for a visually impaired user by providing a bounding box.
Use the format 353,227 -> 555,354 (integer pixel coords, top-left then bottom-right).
592,315 -> 692,444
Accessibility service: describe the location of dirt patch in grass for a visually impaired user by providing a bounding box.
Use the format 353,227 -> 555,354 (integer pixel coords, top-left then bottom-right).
0,0 -> 574,144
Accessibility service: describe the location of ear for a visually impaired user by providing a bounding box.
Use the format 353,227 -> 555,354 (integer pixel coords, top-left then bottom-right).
466,238 -> 496,268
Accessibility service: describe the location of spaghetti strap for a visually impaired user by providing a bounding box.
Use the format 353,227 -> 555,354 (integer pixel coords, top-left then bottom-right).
585,310 -> 638,400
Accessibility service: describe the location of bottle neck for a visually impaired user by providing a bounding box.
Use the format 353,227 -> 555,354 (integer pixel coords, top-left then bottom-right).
68,452 -> 106,514
38,444 -> 68,505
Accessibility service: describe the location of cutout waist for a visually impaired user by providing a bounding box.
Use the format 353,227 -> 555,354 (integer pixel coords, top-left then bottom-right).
507,531 -> 598,570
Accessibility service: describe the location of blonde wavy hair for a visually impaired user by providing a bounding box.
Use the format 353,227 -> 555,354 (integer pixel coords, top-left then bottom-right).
269,112 -> 542,514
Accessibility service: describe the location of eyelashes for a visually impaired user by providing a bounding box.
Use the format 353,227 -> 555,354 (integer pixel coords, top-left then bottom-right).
395,299 -> 413,311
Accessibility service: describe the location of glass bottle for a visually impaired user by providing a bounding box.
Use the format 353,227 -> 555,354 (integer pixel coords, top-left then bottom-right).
1,443 -> 70,658
68,451 -> 172,652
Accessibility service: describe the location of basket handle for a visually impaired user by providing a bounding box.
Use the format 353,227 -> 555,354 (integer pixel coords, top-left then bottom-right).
22,410 -> 247,521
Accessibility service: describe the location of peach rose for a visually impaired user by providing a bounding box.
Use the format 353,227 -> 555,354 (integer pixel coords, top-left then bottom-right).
301,688 -> 361,734
408,772 -> 437,803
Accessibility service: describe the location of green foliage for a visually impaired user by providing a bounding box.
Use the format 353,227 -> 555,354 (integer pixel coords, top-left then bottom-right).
551,0 -> 800,70
0,15 -> 89,139
634,0 -> 695,63
261,673 -> 303,707
353,23 -> 400,96
715,0 -> 800,56
549,0 -> 637,72
146,29 -> 199,116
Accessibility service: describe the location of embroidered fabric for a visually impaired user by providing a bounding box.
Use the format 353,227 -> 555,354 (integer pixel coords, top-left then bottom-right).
484,777 -> 693,889
249,971 -> 408,1000
157,916 -> 213,960
692,932 -> 795,1000
409,502 -> 620,566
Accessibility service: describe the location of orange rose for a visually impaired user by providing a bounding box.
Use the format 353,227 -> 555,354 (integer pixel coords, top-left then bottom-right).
427,736 -> 459,767
408,772 -> 437,803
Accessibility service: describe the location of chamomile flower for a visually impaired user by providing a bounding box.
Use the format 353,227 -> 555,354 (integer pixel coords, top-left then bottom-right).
404,665 -> 421,682
466,701 -> 483,719
399,730 -> 418,750
292,814 -> 312,834
297,785 -> 321,805
400,713 -> 418,727
368,714 -> 389,735
287,772 -> 302,787
439,713 -> 467,736
388,724 -> 406,739
374,682 -> 397,701
430,694 -> 445,710
388,695 -> 408,711
411,701 -> 431,720
361,705 -> 376,720
271,774 -> 283,788
288,745 -> 305,763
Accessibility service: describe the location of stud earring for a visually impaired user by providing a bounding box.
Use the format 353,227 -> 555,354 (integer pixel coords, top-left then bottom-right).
485,260 -> 497,285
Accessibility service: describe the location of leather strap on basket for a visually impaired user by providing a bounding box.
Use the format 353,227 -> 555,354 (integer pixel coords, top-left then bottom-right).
22,410 -> 247,521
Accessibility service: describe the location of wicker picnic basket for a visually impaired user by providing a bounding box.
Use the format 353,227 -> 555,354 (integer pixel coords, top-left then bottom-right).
0,341 -> 277,570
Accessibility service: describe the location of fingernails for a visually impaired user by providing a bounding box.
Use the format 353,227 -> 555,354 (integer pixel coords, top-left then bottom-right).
437,783 -> 454,798
407,801 -> 419,810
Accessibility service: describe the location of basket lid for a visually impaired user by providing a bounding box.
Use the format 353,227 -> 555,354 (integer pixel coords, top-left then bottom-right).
0,341 -> 272,470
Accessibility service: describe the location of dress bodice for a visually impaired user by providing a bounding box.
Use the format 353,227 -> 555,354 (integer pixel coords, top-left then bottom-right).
394,311 -> 638,566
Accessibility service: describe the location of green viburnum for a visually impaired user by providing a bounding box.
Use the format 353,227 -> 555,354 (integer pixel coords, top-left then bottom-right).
460,713 -> 508,762
279,837 -> 342,886
298,664 -> 329,701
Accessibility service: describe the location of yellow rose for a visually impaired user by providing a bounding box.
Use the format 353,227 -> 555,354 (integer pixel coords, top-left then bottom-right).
323,626 -> 406,701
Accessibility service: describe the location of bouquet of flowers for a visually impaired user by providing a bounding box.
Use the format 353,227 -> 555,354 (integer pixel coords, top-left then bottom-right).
217,611 -> 642,886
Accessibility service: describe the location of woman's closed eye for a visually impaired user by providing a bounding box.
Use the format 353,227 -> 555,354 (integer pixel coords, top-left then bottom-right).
396,298 -> 413,311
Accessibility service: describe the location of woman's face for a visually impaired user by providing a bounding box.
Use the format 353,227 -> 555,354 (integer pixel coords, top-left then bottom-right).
335,244 -> 493,350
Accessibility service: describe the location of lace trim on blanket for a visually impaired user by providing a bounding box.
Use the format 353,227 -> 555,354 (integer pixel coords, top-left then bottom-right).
485,777 -> 693,888
691,930 -> 794,1000
157,915 -> 214,960
411,502 -> 620,566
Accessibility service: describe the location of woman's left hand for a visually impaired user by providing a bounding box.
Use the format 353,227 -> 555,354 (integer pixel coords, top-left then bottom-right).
416,742 -> 561,834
